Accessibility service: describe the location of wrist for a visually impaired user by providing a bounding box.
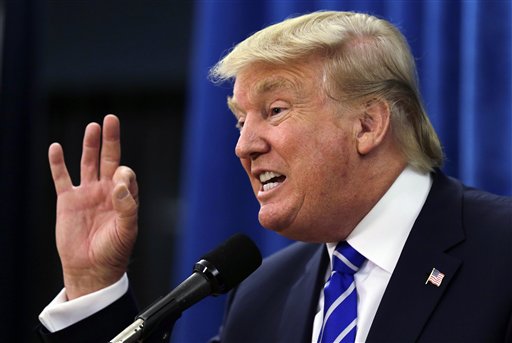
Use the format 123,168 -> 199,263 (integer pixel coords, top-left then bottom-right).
63,269 -> 125,300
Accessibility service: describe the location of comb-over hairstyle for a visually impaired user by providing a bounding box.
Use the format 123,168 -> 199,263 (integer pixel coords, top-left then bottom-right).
210,11 -> 444,173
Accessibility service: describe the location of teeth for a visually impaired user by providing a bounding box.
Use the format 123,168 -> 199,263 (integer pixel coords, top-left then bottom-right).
259,171 -> 282,183
263,182 -> 280,192
258,171 -> 284,192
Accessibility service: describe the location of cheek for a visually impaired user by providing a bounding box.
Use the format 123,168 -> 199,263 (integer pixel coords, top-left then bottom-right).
240,158 -> 260,192
301,133 -> 353,193
239,158 -> 251,173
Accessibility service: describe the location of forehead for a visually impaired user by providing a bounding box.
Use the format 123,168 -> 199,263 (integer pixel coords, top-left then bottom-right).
236,65 -> 305,95
229,61 -> 323,110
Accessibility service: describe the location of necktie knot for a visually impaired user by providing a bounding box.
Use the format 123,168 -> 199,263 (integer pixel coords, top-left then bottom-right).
332,241 -> 365,275
318,242 -> 365,343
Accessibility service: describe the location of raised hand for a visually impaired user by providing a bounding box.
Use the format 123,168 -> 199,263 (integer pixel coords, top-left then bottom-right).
48,115 -> 139,300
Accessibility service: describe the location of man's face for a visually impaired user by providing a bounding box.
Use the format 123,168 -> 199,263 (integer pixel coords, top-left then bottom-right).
229,58 -> 364,243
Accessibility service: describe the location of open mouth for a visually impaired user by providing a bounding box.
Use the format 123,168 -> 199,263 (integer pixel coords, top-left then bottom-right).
259,171 -> 286,192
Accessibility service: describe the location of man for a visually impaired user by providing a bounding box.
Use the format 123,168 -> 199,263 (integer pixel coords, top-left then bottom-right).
38,11 -> 511,342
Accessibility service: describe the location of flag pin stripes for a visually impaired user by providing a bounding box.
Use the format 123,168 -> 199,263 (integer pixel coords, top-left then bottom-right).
425,268 -> 445,287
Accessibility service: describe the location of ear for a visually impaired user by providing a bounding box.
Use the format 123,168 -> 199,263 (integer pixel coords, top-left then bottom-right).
355,99 -> 391,155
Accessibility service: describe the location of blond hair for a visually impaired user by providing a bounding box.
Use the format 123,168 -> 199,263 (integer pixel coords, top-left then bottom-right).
210,11 -> 443,172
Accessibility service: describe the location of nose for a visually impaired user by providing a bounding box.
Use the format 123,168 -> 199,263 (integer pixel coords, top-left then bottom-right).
235,113 -> 269,160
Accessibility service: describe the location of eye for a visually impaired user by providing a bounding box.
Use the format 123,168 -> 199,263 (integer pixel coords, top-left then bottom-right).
267,102 -> 290,123
269,102 -> 290,118
235,118 -> 245,131
271,107 -> 284,116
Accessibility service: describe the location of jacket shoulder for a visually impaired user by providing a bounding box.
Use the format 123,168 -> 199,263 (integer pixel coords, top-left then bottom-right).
238,241 -> 324,295
459,182 -> 512,238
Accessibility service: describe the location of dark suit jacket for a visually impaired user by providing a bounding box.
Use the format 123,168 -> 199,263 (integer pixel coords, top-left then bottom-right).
38,171 -> 512,342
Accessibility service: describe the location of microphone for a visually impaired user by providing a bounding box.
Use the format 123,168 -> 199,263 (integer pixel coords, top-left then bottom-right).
110,233 -> 262,343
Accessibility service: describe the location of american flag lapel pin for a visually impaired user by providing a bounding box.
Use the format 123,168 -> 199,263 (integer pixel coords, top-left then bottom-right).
425,268 -> 445,287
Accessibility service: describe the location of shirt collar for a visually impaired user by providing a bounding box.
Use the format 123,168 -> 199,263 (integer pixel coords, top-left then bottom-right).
327,165 -> 432,274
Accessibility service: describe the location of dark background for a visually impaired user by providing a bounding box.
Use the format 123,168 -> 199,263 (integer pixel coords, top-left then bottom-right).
2,1 -> 512,342
1,1 -> 193,341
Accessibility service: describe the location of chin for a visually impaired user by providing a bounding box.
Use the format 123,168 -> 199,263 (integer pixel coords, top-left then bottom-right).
258,216 -> 284,233
258,212 -> 290,233
258,201 -> 298,228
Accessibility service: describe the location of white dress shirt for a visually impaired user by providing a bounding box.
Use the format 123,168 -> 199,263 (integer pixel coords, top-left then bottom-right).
39,273 -> 129,332
311,166 -> 432,342
40,166 -> 432,338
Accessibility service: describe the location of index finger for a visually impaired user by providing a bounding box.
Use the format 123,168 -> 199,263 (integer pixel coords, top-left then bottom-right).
48,143 -> 73,194
100,114 -> 121,179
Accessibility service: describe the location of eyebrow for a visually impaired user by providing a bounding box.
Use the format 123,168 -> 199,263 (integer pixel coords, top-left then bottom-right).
227,96 -> 239,117
227,77 -> 300,117
254,77 -> 297,94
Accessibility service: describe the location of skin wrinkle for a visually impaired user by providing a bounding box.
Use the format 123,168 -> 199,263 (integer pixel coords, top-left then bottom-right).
227,67 -> 309,128
230,55 -> 407,243
232,59 -> 357,242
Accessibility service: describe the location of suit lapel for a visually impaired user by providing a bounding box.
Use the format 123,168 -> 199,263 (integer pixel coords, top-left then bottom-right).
277,244 -> 328,343
366,172 -> 465,342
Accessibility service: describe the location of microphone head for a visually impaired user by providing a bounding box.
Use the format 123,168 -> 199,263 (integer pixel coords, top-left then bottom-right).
199,233 -> 262,293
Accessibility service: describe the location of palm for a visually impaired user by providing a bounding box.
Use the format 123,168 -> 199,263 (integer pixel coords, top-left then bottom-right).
56,181 -> 119,271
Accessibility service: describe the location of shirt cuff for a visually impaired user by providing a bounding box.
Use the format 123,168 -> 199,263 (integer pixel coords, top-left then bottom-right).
38,273 -> 129,333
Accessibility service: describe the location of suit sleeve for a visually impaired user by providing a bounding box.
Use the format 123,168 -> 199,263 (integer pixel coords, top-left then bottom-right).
36,290 -> 138,343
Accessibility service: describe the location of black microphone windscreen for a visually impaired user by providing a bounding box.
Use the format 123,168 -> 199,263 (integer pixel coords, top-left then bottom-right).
201,233 -> 262,291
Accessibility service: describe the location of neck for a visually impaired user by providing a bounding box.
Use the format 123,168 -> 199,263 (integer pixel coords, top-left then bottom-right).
334,148 -> 408,242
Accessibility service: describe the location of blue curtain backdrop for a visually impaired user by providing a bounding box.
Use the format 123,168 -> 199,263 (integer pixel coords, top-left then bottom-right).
173,1 -> 512,342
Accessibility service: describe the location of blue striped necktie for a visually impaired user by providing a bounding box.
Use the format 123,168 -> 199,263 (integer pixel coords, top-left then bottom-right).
319,241 -> 366,343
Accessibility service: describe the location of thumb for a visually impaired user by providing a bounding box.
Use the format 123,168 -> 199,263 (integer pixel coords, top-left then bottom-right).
112,183 -> 138,228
